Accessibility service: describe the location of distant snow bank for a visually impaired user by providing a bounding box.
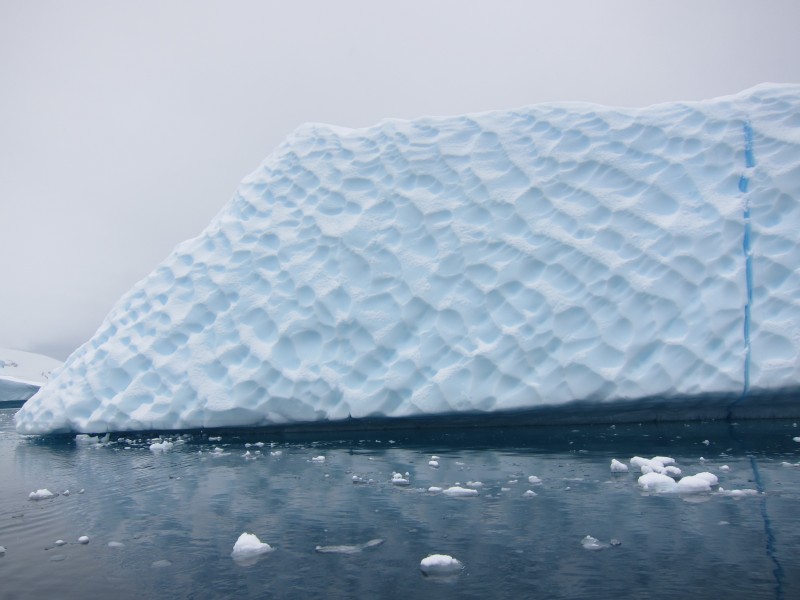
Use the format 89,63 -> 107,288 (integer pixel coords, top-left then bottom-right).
0,348 -> 62,402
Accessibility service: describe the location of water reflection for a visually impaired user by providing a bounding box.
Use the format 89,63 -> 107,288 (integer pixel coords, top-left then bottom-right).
1,409 -> 799,599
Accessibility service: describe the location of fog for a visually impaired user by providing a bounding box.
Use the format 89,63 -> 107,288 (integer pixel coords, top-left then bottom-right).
2,0 -> 799,360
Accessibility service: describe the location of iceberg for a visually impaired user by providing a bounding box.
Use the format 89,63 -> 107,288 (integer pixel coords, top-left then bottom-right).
14,84 -> 800,435
1,348 -> 62,403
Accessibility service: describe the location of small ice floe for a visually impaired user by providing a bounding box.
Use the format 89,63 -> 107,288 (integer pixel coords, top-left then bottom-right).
352,475 -> 365,484
527,476 -> 542,484
781,461 -> 800,468
55,540 -> 66,546
431,455 -> 440,461
270,450 -> 282,456
149,441 -> 173,453
78,536 -> 90,544
208,436 -> 222,442
152,559 -> 172,568
420,554 -> 463,575
242,451 -> 257,460
664,466 -> 682,478
610,459 -> 628,472
78,489 -> 84,494
638,471 -> 718,494
391,472 -> 410,486
428,486 -> 443,493
315,539 -> 384,554
210,447 -> 228,457
428,460 -> 439,468
581,535 -> 609,551
522,490 -> 537,498
717,488 -> 760,498
442,486 -> 478,497
231,533 -> 273,561
62,490 -> 70,496
720,465 -> 730,472
501,487 -> 511,492
29,489 -> 55,500
108,541 -> 125,548
702,440 -> 711,446
311,456 -> 326,463
793,437 -> 800,443
465,481 -> 483,488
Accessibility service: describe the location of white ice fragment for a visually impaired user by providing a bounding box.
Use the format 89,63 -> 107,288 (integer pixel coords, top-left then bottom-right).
108,541 -> 125,548
149,441 -> 173,453
270,450 -> 282,456
702,440 -> 711,446
717,488 -> 759,497
466,481 -> 483,488
431,455 -> 440,460
315,539 -> 384,554
527,476 -> 542,484
664,466 -> 682,478
62,490 -> 70,496
428,486 -> 443,493
793,437 -> 800,442
29,489 -> 55,500
75,434 -> 100,445
231,532 -> 273,559
311,456 -> 326,463
78,536 -> 90,544
428,460 -> 439,468
391,472 -> 410,486
0,546 -> 5,555
420,554 -> 463,574
522,490 -> 537,498
610,459 -> 628,473
55,540 -> 66,546
208,436 -> 222,442
442,486 -> 478,497
78,488 -> 84,494
637,473 -> 677,493
651,456 -> 675,466
720,465 -> 730,472
581,535 -> 609,551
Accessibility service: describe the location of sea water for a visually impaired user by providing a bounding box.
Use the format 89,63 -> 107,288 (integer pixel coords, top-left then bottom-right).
1,407 -> 799,599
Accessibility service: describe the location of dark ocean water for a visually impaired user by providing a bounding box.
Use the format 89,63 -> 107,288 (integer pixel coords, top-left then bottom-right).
1,407 -> 799,599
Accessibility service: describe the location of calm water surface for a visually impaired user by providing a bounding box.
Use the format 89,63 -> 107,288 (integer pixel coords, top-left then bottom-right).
1,407 -> 799,599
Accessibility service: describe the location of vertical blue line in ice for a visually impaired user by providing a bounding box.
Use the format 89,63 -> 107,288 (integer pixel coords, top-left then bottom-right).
740,121 -> 755,398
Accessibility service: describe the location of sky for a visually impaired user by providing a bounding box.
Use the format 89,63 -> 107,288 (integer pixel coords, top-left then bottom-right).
2,0 -> 799,361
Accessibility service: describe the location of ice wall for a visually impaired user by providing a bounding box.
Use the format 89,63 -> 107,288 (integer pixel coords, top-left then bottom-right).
15,84 -> 800,434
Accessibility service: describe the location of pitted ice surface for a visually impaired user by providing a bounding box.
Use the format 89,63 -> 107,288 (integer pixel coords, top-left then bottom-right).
15,84 -> 800,434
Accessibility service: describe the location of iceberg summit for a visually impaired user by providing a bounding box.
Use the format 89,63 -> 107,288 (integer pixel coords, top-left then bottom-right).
16,84 -> 800,435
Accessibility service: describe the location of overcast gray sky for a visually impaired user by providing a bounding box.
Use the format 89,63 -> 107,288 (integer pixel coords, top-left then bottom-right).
2,0 -> 799,360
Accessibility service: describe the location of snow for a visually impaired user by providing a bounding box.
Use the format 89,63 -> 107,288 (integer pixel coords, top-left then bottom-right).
0,347 -> 62,403
14,83 -> 800,435
231,532 -> 273,559
420,554 -> 463,574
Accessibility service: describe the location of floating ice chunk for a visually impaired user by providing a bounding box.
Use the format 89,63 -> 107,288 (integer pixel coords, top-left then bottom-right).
693,472 -> 719,486
718,488 -> 759,497
270,450 -> 282,456
50,554 -> 66,562
431,455 -> 440,461
651,456 -> 675,466
315,539 -> 384,554
442,486 -> 478,497
208,436 -> 222,442
231,532 -> 273,559
793,437 -> 800,442
391,472 -> 410,486
0,546 -> 5,555
311,456 -> 326,463
78,536 -> 90,544
75,434 -> 100,445
108,541 -> 125,548
781,461 -> 800,467
720,465 -> 730,472
466,481 -> 483,488
152,559 -> 172,568
420,554 -> 463,574
675,472 -> 717,494
522,490 -> 537,498
527,476 -> 542,484
581,535 -> 609,551
702,440 -> 711,446
29,489 -> 55,500
428,460 -> 439,468
428,486 -> 443,493
610,459 -> 628,473
664,466 -> 682,478
243,450 -> 257,460
55,540 -> 66,546
638,473 -> 677,493
149,441 -> 173,453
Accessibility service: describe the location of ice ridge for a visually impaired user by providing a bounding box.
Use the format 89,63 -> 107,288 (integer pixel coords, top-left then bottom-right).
15,83 -> 800,435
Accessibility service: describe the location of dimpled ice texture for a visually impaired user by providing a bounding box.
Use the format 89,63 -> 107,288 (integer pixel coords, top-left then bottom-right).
15,84 -> 800,434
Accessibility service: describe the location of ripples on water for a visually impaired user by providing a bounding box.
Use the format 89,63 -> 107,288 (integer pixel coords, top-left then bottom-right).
1,407 -> 799,599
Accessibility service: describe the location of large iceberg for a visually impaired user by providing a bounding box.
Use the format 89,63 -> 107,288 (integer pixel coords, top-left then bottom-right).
15,84 -> 800,434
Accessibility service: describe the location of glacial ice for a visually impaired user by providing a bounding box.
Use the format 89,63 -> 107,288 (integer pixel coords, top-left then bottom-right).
14,84 -> 800,435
